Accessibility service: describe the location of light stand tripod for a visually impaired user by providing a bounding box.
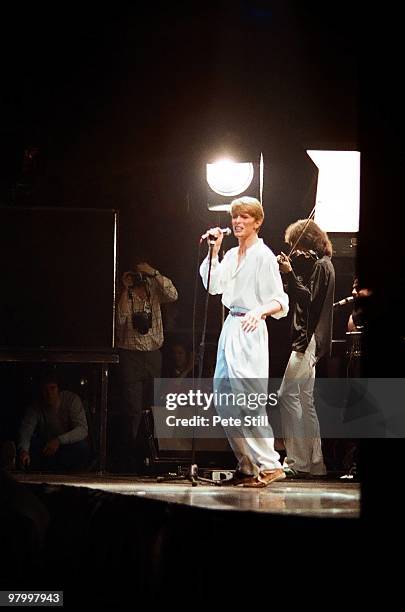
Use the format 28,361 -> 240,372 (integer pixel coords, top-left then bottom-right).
156,236 -> 219,486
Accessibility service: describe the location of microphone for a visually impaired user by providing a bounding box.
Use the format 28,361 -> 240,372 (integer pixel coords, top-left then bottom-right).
333,296 -> 354,308
200,227 -> 232,242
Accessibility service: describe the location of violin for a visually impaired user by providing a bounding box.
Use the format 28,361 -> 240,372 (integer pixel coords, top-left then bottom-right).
289,249 -> 318,278
279,204 -> 320,279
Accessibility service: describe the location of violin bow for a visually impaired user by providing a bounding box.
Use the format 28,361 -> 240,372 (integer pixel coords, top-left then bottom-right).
287,204 -> 316,259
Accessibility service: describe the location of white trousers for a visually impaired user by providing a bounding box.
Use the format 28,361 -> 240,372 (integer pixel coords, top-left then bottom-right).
278,335 -> 326,475
214,315 -> 281,476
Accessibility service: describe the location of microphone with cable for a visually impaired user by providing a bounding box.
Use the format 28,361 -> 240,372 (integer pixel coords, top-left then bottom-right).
200,227 -> 232,242
333,295 -> 354,308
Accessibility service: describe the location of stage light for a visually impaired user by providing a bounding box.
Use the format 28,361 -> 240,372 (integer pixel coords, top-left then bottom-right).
306,150 -> 360,232
206,154 -> 263,212
207,159 -> 254,197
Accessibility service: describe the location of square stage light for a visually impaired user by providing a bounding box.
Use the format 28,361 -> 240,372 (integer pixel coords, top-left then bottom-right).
307,150 -> 360,233
206,154 -> 263,211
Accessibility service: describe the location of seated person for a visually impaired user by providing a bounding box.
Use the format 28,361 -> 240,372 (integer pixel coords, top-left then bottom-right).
166,341 -> 194,378
17,370 -> 90,472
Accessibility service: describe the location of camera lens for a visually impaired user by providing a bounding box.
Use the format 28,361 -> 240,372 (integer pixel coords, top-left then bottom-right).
126,271 -> 147,288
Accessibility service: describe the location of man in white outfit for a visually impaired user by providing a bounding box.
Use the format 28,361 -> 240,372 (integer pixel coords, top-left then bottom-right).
200,197 -> 289,487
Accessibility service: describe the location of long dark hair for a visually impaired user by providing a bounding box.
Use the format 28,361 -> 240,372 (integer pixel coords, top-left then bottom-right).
285,219 -> 333,257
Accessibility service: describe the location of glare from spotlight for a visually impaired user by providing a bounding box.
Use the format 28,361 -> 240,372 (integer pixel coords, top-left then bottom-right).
206,159 -> 254,197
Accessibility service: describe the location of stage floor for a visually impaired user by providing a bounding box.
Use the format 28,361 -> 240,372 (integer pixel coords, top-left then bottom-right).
14,473 -> 360,519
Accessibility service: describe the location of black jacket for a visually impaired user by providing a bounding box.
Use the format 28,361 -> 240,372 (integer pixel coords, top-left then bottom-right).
285,255 -> 335,359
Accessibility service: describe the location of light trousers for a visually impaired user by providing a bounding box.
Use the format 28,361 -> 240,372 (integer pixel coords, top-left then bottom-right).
214,341 -> 281,476
278,335 -> 326,475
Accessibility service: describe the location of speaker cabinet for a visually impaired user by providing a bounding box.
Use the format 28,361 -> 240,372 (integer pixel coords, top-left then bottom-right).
0,207 -> 118,349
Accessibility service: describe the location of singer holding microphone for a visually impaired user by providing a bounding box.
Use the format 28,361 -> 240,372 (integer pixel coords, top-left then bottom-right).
200,196 -> 289,487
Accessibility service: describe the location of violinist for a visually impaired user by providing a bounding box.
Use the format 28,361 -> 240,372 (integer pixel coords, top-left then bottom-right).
277,219 -> 335,479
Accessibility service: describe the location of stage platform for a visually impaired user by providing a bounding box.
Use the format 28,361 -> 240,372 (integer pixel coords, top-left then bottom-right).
13,472 -> 360,519
3,470 -> 363,606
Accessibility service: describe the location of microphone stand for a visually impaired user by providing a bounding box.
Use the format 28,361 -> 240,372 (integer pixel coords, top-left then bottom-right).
156,237 -> 218,486
186,236 -> 219,485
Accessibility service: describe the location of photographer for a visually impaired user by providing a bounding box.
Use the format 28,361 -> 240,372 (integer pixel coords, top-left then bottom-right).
116,258 -> 178,473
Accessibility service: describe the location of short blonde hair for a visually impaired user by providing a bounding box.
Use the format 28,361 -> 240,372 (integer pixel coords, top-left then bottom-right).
230,197 -> 264,230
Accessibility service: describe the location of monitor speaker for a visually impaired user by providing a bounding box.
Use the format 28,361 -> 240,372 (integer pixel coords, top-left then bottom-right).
0,206 -> 118,349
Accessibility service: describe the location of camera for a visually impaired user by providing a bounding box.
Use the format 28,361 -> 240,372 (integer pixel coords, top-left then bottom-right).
126,269 -> 152,334
132,310 -> 152,335
127,271 -> 147,288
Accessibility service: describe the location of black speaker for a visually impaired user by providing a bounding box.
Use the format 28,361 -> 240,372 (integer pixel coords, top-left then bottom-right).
0,206 -> 118,349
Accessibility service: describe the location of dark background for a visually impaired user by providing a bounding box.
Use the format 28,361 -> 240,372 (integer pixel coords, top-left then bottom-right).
0,207 -> 117,348
0,1 -> 360,372
0,0 -> 404,524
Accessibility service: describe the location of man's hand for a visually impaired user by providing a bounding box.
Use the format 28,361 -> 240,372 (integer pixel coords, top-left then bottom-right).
42,438 -> 61,457
347,314 -> 358,332
122,271 -> 134,289
19,450 -> 30,468
137,262 -> 157,277
277,251 -> 292,274
201,228 -> 224,258
241,307 -> 266,333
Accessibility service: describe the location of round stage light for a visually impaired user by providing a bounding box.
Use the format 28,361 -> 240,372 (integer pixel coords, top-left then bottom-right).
206,159 -> 254,197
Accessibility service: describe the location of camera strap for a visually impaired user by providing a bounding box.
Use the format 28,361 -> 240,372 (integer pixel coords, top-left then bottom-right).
130,281 -> 152,314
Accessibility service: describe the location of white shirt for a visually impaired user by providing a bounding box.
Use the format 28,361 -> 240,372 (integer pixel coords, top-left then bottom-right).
200,238 -> 288,379
200,238 -> 289,318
